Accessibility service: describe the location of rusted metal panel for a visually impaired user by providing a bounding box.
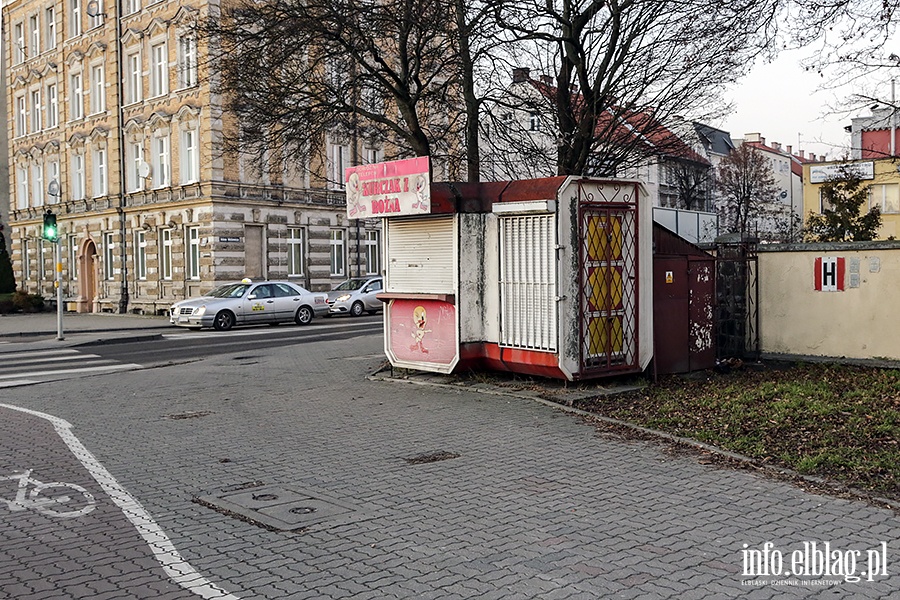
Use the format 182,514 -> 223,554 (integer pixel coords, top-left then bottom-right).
688,258 -> 716,371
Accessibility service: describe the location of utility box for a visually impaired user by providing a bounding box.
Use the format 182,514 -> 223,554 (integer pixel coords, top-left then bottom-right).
352,166 -> 653,381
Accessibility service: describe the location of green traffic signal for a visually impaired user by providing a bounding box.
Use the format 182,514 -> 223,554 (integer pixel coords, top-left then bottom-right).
42,210 -> 58,241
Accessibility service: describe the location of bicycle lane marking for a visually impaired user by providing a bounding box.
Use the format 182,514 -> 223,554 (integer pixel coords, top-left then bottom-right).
0,403 -> 241,600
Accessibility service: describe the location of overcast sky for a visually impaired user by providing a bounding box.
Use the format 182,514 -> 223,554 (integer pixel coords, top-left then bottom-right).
719,48 -> 862,162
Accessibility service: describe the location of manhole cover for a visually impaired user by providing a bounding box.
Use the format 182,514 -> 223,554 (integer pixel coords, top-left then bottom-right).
194,485 -> 359,532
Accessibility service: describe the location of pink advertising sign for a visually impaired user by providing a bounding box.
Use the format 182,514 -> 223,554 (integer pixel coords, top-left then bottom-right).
345,156 -> 431,219
386,298 -> 458,368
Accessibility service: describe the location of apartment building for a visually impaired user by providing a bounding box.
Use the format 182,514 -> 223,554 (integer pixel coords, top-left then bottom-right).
4,0 -> 381,313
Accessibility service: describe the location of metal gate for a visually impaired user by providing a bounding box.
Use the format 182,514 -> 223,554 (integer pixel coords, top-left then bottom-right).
578,191 -> 639,374
715,239 -> 759,360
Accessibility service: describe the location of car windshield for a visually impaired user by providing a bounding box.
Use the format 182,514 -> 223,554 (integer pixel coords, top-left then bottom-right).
334,279 -> 367,292
207,284 -> 250,299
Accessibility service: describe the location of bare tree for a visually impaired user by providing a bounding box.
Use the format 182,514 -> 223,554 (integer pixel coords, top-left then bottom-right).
716,144 -> 780,236
668,159 -> 712,211
492,0 -> 779,176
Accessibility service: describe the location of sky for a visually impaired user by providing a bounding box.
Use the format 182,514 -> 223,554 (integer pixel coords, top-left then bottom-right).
720,48 -> 854,162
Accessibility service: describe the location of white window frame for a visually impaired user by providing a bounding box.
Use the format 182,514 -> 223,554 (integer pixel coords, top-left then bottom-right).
29,14 -> 40,57
92,147 -> 107,198
104,232 -> 115,280
90,64 -> 105,114
69,0 -> 82,38
364,229 -> 380,275
329,229 -> 345,276
17,166 -> 29,209
69,235 -> 78,281
88,0 -> 103,29
30,88 -> 42,132
70,72 -> 83,120
14,22 -> 26,64
177,34 -> 197,89
47,160 -> 60,202
869,183 -> 900,214
125,51 -> 142,104
287,227 -> 306,277
180,128 -> 199,184
31,163 -> 44,208
127,141 -> 144,192
151,134 -> 170,188
71,153 -> 85,200
15,95 -> 27,137
187,226 -> 200,279
45,7 -> 56,52
124,0 -> 141,16
329,143 -> 349,190
46,83 -> 58,128
529,112 -> 541,132
135,230 -> 147,280
150,42 -> 168,97
161,229 -> 172,280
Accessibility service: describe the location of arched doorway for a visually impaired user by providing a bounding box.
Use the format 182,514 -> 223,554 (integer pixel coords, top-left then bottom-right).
77,239 -> 98,313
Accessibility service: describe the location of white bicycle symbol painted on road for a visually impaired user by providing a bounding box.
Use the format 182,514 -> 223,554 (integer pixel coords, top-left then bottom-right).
1,469 -> 96,518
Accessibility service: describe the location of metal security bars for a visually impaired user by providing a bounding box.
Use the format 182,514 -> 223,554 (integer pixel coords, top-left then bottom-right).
499,214 -> 557,351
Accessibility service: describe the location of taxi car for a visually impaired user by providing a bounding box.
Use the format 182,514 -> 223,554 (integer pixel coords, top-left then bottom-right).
326,276 -> 384,317
170,279 -> 328,331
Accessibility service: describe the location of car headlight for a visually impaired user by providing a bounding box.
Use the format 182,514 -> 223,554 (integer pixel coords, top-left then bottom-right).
196,305 -> 207,316
336,294 -> 351,302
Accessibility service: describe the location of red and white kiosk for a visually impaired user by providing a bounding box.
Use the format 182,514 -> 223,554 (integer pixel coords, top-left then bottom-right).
345,158 -> 653,381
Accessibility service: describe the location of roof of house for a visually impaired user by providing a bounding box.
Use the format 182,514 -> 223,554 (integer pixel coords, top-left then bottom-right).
693,123 -> 735,156
744,140 -> 815,177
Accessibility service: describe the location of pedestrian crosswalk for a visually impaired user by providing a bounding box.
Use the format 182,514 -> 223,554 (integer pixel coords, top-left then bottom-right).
0,348 -> 143,388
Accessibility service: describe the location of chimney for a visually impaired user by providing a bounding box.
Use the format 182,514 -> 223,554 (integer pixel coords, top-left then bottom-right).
512,68 -> 530,83
786,145 -> 792,155
810,153 -> 817,161
760,136 -> 766,146
744,133 -> 761,143
772,141 -> 781,151
540,75 -> 553,86
799,150 -> 805,158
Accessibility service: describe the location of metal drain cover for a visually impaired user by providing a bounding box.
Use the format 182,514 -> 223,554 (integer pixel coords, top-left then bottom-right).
195,485 -> 359,531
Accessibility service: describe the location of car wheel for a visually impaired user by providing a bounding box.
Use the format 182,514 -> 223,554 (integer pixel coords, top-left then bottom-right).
213,310 -> 235,331
295,306 -> 314,325
350,301 -> 365,317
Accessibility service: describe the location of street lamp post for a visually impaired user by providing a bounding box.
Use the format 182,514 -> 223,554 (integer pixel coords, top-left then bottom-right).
47,179 -> 64,341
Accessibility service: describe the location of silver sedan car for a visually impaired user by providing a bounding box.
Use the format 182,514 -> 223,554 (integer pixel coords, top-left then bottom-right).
327,276 -> 384,317
170,279 -> 328,331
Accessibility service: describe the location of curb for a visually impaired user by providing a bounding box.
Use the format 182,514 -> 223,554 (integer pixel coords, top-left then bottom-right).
370,367 -> 899,514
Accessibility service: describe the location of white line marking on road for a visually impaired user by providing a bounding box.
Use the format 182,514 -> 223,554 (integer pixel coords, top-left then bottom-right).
0,379 -> 40,388
0,348 -> 80,359
0,353 -> 103,367
0,363 -> 142,380
0,403 -> 241,600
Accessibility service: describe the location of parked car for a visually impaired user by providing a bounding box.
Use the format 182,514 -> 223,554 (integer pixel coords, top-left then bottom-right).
169,279 -> 328,331
327,276 -> 384,317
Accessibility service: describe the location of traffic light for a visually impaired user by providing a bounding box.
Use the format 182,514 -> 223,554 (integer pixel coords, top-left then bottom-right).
42,210 -> 58,242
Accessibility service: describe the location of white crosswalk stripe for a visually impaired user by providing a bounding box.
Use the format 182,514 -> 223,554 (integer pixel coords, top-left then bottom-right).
0,348 -> 142,388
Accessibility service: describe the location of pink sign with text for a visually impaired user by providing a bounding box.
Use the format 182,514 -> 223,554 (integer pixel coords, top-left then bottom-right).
345,157 -> 431,219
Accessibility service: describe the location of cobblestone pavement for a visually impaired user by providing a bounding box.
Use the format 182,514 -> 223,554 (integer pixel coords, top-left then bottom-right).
2,331 -> 898,599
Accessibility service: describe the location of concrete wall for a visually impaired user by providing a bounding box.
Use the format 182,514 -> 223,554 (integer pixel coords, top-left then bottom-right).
758,241 -> 900,361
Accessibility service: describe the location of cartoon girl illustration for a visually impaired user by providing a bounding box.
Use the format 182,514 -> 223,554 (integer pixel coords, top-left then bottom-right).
347,172 -> 366,217
409,305 -> 431,354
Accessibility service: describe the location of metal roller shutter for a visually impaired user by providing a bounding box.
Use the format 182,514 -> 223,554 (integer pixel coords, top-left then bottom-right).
499,214 -> 557,351
386,216 -> 456,293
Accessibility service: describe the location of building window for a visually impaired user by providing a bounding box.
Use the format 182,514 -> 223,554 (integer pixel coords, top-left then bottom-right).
178,35 -> 197,88
868,183 -> 900,214
104,232 -> 115,280
45,7 -> 56,52
31,163 -> 44,208
529,112 -> 541,131
364,230 -> 380,275
71,154 -> 85,200
161,229 -> 172,280
187,226 -> 200,279
329,143 -> 348,190
90,64 -> 105,114
14,22 -> 26,64
180,128 -> 199,184
30,89 -> 42,132
152,135 -> 170,188
88,0 -> 103,29
135,230 -> 147,280
127,141 -> 144,192
70,73 -> 83,120
69,236 -> 78,281
69,0 -> 82,38
47,161 -> 60,202
125,52 -> 141,104
16,167 -> 29,209
29,14 -> 40,56
124,0 -> 140,16
150,42 -> 168,97
23,240 -> 31,281
15,95 -> 27,137
287,227 -> 306,277
330,229 -> 345,276
46,83 -> 58,128
92,148 -> 107,197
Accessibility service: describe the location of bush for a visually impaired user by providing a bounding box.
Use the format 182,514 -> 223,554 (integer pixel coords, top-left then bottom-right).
12,290 -> 45,313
